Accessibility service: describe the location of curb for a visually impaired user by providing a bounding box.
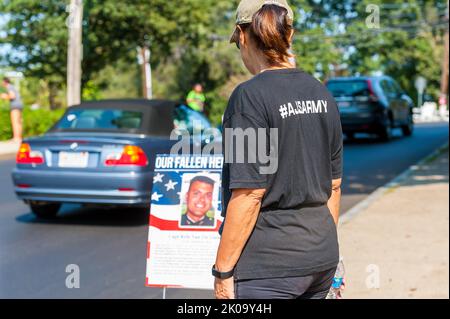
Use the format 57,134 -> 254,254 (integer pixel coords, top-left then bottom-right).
339,141 -> 449,226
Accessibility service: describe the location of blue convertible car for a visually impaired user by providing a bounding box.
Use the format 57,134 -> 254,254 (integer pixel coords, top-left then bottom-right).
11,99 -> 220,218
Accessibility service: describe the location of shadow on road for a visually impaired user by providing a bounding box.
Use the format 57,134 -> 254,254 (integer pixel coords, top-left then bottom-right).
16,204 -> 149,227
342,132 -> 403,145
341,132 -> 406,196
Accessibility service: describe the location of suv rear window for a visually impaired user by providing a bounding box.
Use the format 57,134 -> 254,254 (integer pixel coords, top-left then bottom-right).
327,80 -> 370,97
56,109 -> 143,131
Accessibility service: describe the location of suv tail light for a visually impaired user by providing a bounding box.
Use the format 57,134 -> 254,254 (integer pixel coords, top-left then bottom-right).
367,79 -> 379,102
105,145 -> 148,166
16,143 -> 44,165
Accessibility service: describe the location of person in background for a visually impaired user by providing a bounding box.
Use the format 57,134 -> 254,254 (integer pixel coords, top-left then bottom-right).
1,77 -> 23,142
186,83 -> 206,113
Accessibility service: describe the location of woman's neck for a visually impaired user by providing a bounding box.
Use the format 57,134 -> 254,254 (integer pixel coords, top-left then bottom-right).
253,56 -> 295,74
260,63 -> 295,73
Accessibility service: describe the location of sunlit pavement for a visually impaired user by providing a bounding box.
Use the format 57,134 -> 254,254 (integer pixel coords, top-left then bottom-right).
340,148 -> 449,298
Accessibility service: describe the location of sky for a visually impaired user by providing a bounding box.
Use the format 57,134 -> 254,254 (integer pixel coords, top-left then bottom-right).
0,13 -> 26,70
0,14 -> 11,66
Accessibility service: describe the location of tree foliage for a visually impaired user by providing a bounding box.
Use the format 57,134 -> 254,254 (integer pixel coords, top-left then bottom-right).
0,0 -> 222,106
0,0 -> 447,119
345,0 -> 447,100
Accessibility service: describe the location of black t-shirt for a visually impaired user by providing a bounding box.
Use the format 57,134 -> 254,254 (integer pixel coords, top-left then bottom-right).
221,68 -> 343,280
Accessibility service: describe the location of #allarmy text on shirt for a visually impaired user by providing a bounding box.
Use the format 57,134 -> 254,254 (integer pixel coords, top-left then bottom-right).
279,99 -> 328,119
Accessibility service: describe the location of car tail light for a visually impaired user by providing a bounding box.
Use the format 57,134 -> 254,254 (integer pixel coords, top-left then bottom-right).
16,143 -> 44,165
366,79 -> 379,102
105,145 -> 148,166
17,184 -> 31,188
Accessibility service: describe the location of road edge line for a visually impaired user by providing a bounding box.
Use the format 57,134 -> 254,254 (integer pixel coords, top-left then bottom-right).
339,141 -> 449,226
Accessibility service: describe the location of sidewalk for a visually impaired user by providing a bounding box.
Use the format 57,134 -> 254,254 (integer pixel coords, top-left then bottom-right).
339,146 -> 449,299
0,140 -> 20,156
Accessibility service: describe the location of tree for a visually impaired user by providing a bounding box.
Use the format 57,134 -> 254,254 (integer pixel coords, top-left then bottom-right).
289,0 -> 359,78
1,0 -> 446,115
152,0 -> 245,124
0,1 -> 68,107
346,0 -> 447,102
0,0 -> 221,106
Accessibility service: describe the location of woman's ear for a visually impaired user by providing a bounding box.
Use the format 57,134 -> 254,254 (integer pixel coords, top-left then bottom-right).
288,28 -> 295,44
237,25 -> 246,48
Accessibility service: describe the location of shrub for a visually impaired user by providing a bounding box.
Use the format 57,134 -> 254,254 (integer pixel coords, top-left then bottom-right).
0,107 -> 65,141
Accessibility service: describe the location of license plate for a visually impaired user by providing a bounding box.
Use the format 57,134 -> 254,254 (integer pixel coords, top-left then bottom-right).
58,152 -> 89,168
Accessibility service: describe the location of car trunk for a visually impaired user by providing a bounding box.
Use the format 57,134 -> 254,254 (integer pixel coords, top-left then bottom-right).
327,80 -> 380,124
20,133 -> 149,173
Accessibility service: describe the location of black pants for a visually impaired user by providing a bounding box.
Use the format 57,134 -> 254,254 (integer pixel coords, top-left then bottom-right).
234,267 -> 336,299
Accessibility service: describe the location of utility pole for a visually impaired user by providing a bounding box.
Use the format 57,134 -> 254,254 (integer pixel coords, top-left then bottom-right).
139,45 -> 152,99
67,0 -> 83,107
439,0 -> 449,108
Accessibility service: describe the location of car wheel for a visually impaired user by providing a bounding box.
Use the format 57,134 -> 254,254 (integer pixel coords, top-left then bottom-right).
133,206 -> 150,214
378,119 -> 393,142
30,202 -> 61,219
401,113 -> 414,137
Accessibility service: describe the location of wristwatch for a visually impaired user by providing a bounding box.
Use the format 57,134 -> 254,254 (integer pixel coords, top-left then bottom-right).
211,264 -> 234,279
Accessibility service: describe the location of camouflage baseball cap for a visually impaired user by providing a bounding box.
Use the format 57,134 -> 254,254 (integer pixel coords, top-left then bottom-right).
230,0 -> 294,43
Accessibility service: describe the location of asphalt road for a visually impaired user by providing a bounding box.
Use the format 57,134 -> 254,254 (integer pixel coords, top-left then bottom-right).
0,122 -> 448,298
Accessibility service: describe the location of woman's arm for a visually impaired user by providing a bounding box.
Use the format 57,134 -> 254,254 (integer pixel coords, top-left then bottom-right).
327,178 -> 342,225
214,187 -> 266,299
215,188 -> 265,271
1,88 -> 16,101
7,89 -> 16,101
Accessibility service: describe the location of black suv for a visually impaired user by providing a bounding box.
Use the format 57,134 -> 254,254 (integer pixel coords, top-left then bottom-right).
326,76 -> 414,141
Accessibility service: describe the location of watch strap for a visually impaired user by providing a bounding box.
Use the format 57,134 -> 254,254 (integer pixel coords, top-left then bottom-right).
212,265 -> 234,279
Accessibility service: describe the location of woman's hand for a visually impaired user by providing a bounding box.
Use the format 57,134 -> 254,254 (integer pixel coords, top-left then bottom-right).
214,277 -> 235,299
336,277 -> 345,299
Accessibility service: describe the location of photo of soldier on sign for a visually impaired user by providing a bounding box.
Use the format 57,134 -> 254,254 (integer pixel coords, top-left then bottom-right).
179,173 -> 220,228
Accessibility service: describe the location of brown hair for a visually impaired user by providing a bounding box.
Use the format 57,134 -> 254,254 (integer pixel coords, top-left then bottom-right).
240,4 -> 294,67
2,77 -> 11,84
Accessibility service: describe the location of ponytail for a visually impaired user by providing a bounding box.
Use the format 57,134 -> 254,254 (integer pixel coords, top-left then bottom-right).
241,4 -> 294,67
